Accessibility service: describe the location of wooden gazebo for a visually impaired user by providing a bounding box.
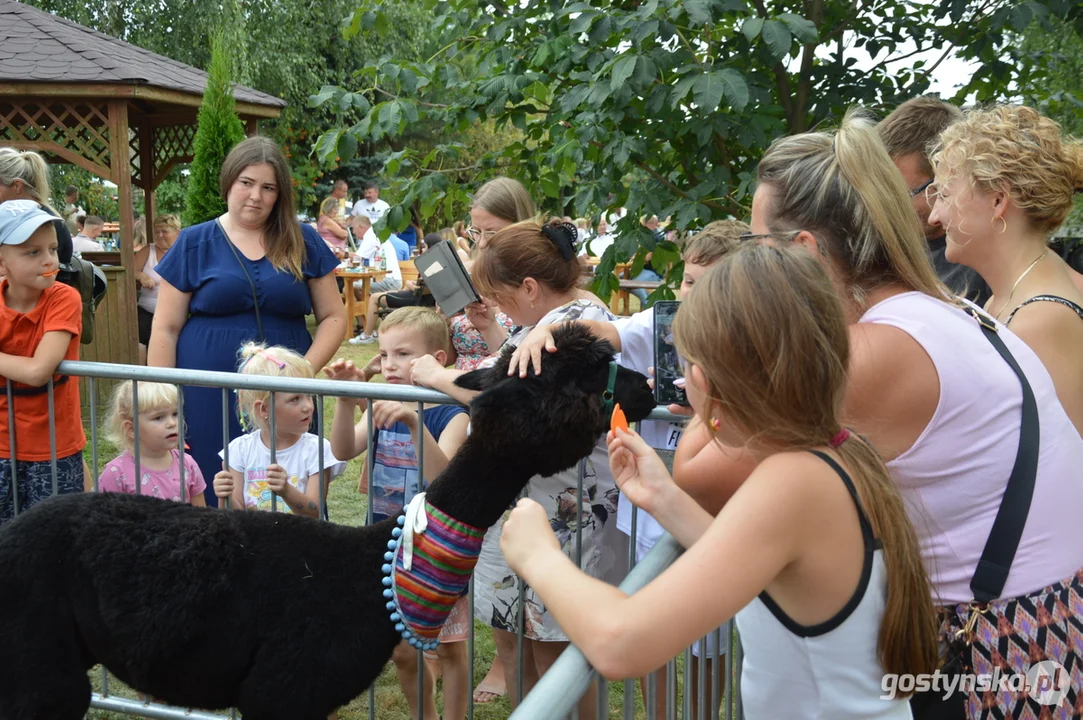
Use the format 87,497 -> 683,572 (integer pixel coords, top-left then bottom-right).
0,0 -> 286,365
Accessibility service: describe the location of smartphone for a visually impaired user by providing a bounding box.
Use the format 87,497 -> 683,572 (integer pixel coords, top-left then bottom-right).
653,301 -> 688,406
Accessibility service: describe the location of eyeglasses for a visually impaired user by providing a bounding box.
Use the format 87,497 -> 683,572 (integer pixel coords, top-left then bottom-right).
910,178 -> 934,198
924,182 -> 946,206
738,230 -> 802,244
465,226 -> 494,243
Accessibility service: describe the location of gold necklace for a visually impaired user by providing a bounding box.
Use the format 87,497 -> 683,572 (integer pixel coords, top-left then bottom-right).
994,248 -> 1049,320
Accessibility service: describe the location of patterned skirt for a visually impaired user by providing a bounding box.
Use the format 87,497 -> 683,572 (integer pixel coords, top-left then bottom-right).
929,568 -> 1083,719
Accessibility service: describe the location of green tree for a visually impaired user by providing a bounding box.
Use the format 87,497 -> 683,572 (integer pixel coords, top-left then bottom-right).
314,0 -> 1083,298
24,0 -> 469,218
184,32 -> 246,226
1017,14 -> 1083,226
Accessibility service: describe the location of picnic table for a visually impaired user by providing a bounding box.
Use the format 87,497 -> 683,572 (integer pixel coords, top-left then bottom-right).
334,266 -> 388,342
611,279 -> 663,316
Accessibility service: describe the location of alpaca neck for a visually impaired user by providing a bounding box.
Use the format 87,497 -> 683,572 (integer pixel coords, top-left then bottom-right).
422,435 -> 538,529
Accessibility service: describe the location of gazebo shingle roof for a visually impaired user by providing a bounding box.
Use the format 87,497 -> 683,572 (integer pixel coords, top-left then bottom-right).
0,0 -> 286,108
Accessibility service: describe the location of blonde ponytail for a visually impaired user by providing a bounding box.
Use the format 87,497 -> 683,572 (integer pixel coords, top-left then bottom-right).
0,148 -> 54,211
757,109 -> 948,305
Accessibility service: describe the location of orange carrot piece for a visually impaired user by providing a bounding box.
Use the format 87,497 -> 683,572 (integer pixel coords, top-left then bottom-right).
610,403 -> 629,434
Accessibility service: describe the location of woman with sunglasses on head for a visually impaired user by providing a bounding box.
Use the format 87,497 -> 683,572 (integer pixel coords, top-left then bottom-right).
685,109 -> 1083,719
927,104 -> 1083,434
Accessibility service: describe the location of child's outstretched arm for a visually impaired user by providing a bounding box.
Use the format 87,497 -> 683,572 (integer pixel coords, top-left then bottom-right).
326,358 -> 377,460
409,356 -> 478,406
0,330 -> 73,387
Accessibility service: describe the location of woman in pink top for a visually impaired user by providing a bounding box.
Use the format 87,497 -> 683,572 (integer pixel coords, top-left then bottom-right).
675,110 -> 1083,719
135,214 -> 181,364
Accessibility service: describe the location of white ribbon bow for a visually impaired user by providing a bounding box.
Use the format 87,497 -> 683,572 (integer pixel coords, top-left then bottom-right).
402,492 -> 429,572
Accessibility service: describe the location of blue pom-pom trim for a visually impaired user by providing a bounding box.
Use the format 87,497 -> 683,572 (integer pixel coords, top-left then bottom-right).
384,513 -> 440,652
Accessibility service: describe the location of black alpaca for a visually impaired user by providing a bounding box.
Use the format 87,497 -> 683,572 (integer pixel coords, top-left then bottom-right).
0,325 -> 655,720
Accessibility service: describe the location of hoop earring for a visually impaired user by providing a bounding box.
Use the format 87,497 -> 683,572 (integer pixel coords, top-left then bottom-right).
993,216 -> 1007,234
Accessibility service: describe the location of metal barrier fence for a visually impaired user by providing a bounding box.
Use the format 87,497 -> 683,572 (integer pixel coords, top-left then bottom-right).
3,360 -> 742,720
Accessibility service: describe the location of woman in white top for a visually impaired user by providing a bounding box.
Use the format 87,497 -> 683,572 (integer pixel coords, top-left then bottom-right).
500,243 -> 940,719
694,110 -> 1082,719
928,105 -> 1083,434
134,214 -> 181,364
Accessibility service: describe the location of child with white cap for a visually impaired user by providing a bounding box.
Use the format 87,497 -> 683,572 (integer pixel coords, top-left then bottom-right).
0,199 -> 86,523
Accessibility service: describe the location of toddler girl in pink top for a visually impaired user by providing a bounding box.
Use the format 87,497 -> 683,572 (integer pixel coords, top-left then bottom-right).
101,380 -> 206,505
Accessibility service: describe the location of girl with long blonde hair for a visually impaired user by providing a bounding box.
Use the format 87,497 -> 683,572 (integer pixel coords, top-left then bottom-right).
501,243 -> 940,718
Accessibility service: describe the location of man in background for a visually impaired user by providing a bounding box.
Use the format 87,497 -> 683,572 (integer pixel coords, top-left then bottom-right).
878,95 -> 991,305
71,215 -> 105,254
352,181 -> 390,224
63,185 -> 84,235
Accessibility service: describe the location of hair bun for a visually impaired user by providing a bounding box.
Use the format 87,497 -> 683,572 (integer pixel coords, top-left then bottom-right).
541,221 -> 577,261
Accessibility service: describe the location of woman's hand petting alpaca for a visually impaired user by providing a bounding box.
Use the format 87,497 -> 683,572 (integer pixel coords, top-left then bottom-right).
508,323 -> 559,377
371,400 -> 416,431
264,464 -> 290,494
607,427 -> 678,517
501,498 -> 563,577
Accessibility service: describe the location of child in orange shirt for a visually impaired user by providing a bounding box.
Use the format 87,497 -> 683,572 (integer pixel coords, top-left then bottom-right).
0,200 -> 85,523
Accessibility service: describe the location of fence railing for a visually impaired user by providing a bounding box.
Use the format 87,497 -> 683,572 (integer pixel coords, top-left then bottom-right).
2,360 -> 741,720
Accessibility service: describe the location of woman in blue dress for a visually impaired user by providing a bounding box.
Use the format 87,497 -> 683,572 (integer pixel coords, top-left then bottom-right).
149,137 -> 346,506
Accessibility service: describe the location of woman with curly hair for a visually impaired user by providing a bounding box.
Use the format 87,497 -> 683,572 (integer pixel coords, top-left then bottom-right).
929,104 -> 1083,433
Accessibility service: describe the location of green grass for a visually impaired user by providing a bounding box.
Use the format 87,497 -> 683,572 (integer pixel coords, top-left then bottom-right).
80,334 -> 727,719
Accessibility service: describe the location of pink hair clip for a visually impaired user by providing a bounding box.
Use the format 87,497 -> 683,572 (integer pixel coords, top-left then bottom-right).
259,349 -> 286,369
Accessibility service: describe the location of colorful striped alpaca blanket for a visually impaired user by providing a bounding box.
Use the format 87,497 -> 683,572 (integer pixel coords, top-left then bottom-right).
382,493 -> 486,650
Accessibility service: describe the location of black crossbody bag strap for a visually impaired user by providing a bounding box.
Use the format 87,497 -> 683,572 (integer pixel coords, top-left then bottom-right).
216,219 -> 265,342
963,307 -> 1040,604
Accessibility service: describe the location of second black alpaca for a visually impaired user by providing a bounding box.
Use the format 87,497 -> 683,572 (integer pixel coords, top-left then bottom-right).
0,324 -> 655,720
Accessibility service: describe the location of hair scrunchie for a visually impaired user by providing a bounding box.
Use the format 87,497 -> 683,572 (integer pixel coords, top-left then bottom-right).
540,222 -> 578,261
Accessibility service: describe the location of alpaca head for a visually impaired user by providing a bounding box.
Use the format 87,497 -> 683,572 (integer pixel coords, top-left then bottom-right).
455,324 -> 655,478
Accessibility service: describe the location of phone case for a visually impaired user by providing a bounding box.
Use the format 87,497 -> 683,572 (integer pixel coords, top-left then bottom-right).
653,301 -> 688,406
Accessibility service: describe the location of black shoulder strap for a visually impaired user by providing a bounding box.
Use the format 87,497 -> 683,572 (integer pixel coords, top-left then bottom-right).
1006,294 -> 1083,324
963,307 -> 1040,604
216,219 -> 265,342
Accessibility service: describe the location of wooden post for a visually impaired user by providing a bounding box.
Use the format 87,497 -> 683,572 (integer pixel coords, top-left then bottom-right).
246,117 -> 259,136
138,118 -> 155,243
107,99 -> 138,365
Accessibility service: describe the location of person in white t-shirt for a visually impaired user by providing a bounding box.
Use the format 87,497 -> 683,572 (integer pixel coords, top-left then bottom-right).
348,214 -> 403,345
351,214 -> 381,261
213,343 -> 345,517
72,214 -> 106,253
506,219 -> 756,719
351,181 -> 391,223
579,218 -> 616,258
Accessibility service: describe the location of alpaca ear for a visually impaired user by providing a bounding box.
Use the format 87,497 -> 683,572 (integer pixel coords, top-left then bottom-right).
455,366 -> 496,391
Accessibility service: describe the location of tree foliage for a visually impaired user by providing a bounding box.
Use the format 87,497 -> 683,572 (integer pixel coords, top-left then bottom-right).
23,0 -> 439,211
184,32 -> 246,227
315,0 -> 1083,295
1017,14 -> 1083,227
